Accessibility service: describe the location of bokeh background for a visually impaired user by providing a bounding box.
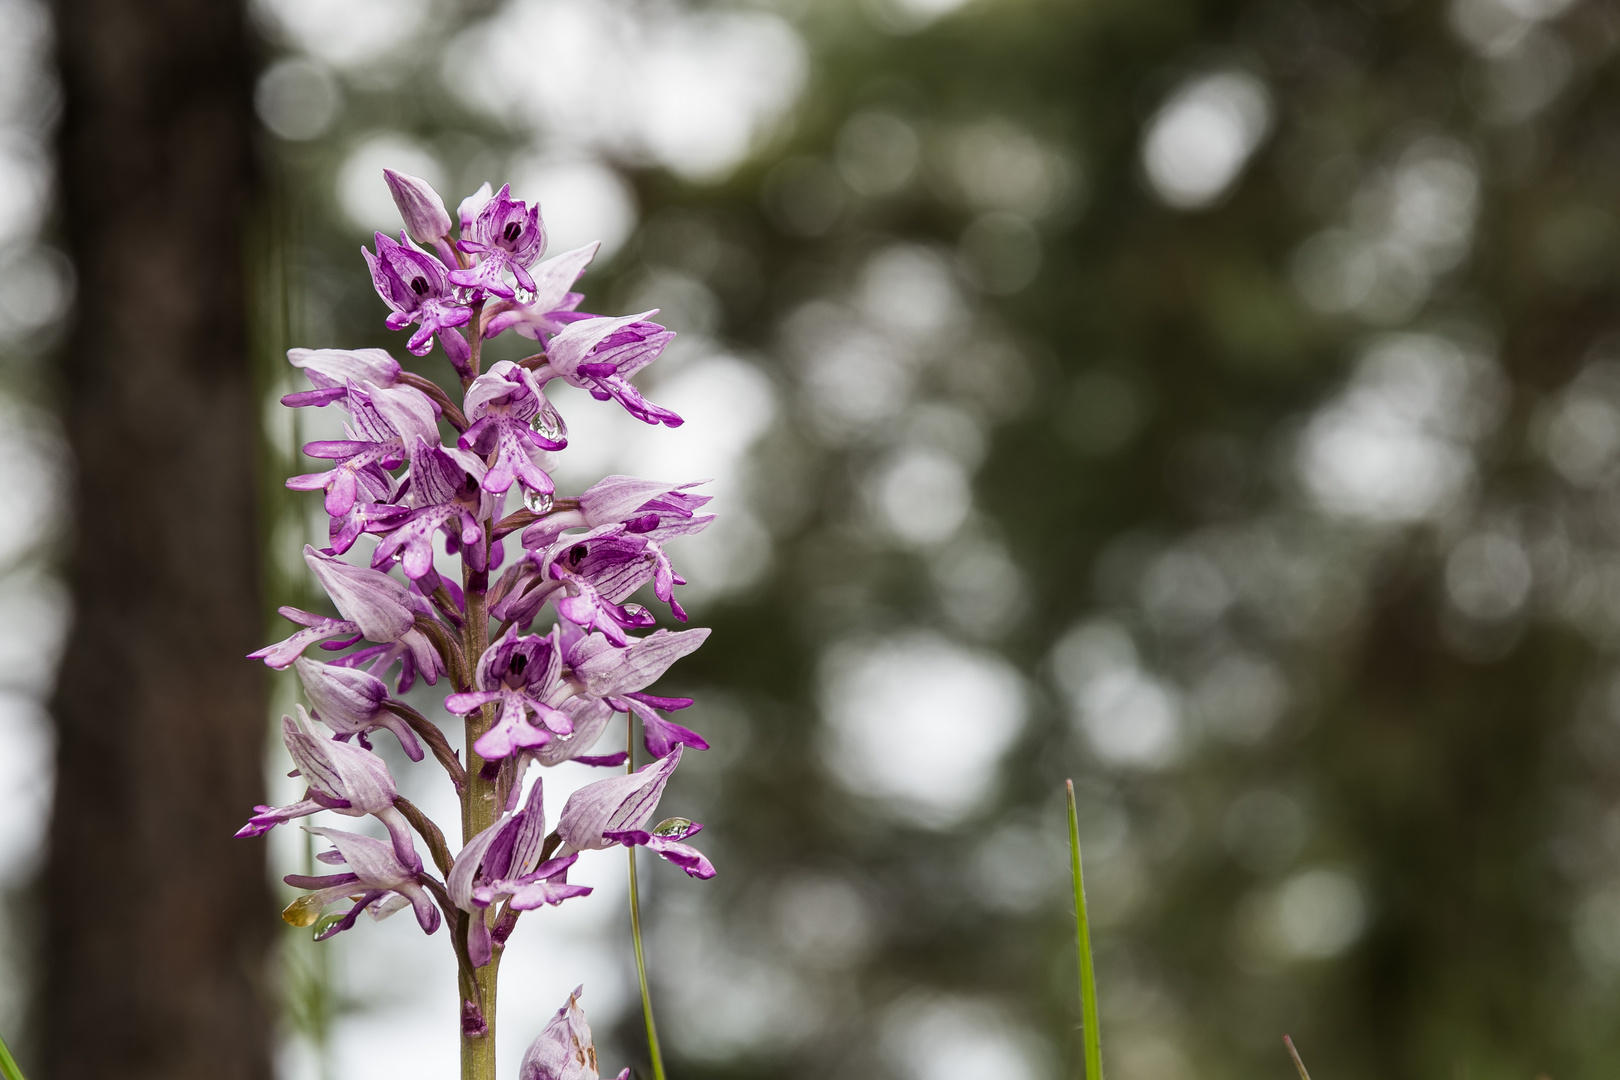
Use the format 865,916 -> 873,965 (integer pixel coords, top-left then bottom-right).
8,0 -> 1620,1077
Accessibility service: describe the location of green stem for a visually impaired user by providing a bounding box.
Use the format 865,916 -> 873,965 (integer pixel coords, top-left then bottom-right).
628,725 -> 669,1080
461,562 -> 499,1080
0,1030 -> 27,1080
1283,1036 -> 1312,1080
1067,779 -> 1103,1080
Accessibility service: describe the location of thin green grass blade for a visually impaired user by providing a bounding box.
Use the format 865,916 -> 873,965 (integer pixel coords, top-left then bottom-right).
1067,779 -> 1103,1080
1283,1035 -> 1312,1080
0,1030 -> 27,1080
628,728 -> 669,1080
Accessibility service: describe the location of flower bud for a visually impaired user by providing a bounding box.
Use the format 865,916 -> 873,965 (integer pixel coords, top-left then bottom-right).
383,168 -> 452,244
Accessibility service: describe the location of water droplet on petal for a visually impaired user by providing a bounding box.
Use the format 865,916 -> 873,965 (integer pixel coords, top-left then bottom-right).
523,489 -> 553,514
530,411 -> 565,442
282,894 -> 325,928
652,816 -> 693,838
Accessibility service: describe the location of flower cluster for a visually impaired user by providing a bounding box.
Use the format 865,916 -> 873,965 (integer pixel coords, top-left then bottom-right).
238,170 -> 715,1074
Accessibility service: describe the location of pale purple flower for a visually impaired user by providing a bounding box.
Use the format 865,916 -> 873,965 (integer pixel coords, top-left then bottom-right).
364,231 -> 473,373
521,475 -> 712,549
282,826 -> 441,940
519,989 -> 629,1080
444,626 -> 575,762
286,379 -> 438,552
539,312 -> 681,427
370,438 -> 498,580
293,656 -> 423,761
494,517 -> 709,640
459,360 -> 564,496
557,746 -> 713,877
283,347 -> 402,408
447,779 -> 588,964
237,707 -> 421,872
482,242 -> 599,342
286,547 -> 445,687
384,168 -> 453,248
449,183 -> 545,299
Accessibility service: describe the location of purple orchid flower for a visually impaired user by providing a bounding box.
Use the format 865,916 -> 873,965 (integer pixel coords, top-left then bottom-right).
283,347 -> 403,408
520,475 -> 713,549
293,656 -> 423,761
237,706 -> 421,872
556,746 -> 713,877
482,242 -> 599,342
282,826 -> 441,940
278,547 -> 445,686
493,516 -> 709,640
448,779 -> 590,965
536,312 -> 681,427
449,183 -> 545,300
369,437 -> 498,580
286,379 -> 439,553
245,171 -> 725,1068
364,231 -> 473,373
519,988 -> 630,1080
459,360 -> 565,497
444,626 -> 575,762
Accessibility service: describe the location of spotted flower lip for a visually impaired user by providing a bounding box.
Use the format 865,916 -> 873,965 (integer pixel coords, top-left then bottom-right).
444,625 -> 577,762
447,779 -> 589,965
459,360 -> 564,495
450,183 -> 546,299
364,231 -> 473,372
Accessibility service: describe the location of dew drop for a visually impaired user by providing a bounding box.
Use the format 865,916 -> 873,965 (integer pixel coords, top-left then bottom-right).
530,412 -> 565,442
523,489 -> 553,514
652,816 -> 693,838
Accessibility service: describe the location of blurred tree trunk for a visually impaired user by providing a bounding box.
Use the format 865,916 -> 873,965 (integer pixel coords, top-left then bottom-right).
42,1 -> 272,1079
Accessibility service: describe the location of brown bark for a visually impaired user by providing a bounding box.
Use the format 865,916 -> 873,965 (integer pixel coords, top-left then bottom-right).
42,2 -> 271,1079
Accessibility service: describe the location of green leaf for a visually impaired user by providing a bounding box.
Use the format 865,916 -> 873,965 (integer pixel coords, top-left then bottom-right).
1068,779 -> 1103,1080
0,1029 -> 28,1080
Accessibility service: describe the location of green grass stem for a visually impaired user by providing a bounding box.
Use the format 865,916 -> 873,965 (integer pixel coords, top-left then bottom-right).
1067,779 -> 1103,1080
628,728 -> 669,1080
0,1030 -> 27,1080
1284,1035 -> 1312,1080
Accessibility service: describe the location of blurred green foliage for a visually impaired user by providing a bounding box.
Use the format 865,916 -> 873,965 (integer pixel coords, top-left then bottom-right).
255,0 -> 1620,1076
